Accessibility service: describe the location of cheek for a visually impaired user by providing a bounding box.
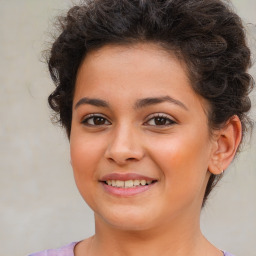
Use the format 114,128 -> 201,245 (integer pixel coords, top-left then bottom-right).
70,137 -> 106,211
70,130 -> 104,168
148,130 -> 211,195
70,132 -> 105,193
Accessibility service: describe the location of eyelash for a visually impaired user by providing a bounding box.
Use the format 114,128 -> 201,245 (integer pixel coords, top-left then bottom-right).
81,113 -> 176,127
144,113 -> 176,127
81,114 -> 111,126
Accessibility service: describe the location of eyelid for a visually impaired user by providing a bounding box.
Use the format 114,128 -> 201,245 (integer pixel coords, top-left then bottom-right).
144,113 -> 177,126
81,113 -> 111,126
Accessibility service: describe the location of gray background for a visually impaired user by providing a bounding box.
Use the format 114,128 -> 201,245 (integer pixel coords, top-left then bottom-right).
0,1 -> 255,256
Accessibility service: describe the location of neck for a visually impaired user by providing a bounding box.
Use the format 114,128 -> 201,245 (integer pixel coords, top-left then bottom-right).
84,212 -> 212,256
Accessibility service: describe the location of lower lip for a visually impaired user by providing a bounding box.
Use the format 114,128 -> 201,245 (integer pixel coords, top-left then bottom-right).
101,182 -> 156,197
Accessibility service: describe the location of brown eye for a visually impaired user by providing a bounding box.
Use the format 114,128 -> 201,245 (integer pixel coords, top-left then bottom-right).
154,117 -> 168,125
82,115 -> 111,126
145,114 -> 176,126
93,116 -> 106,125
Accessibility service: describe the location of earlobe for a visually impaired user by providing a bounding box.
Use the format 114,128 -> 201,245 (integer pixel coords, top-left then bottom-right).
208,115 -> 242,175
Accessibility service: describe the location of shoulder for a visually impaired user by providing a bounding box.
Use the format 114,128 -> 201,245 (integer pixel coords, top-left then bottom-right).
223,251 -> 236,256
28,242 -> 78,256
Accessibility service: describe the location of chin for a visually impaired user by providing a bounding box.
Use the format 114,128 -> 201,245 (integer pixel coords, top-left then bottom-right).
95,206 -> 158,231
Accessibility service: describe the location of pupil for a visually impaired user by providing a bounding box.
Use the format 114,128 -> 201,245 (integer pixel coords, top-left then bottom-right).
94,117 -> 105,125
155,117 -> 166,125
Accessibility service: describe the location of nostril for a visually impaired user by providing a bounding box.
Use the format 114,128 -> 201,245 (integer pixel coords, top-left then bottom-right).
106,156 -> 140,165
104,143 -> 144,164
127,157 -> 137,161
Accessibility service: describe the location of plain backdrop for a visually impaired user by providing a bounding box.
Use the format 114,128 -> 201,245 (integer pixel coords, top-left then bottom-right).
0,1 -> 255,256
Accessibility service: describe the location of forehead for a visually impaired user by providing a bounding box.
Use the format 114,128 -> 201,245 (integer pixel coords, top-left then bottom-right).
76,43 -> 188,89
74,43 -> 207,112
79,43 -> 186,74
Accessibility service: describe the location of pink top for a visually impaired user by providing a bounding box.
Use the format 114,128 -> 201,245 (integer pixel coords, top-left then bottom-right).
28,242 -> 235,256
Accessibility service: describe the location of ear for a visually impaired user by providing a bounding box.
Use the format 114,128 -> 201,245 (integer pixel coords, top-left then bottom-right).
208,115 -> 242,175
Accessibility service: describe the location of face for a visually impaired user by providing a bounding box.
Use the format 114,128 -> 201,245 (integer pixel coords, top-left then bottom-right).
70,43 -> 215,231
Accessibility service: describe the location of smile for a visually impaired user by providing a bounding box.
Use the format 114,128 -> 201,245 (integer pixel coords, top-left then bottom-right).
105,180 -> 154,188
100,173 -> 158,196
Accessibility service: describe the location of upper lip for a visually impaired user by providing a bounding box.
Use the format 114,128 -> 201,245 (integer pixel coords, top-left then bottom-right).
100,173 -> 157,182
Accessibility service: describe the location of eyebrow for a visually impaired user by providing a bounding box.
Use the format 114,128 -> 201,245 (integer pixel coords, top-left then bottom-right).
134,96 -> 188,111
74,97 -> 109,109
74,95 -> 188,111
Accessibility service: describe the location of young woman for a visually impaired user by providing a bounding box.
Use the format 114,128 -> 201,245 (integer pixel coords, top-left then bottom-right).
30,0 -> 253,255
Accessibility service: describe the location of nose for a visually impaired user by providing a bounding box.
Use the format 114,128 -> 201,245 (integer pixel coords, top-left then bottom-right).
104,124 -> 144,165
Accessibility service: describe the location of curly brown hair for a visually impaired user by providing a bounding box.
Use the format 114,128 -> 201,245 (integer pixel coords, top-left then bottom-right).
47,0 -> 253,206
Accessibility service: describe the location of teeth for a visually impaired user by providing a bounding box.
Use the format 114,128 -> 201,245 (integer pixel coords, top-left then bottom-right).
116,180 -> 125,187
105,179 -> 154,188
140,180 -> 146,185
125,180 -> 133,188
134,180 -> 140,186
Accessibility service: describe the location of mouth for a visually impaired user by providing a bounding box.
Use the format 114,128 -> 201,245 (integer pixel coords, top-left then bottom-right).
103,179 -> 157,188
99,173 -> 158,196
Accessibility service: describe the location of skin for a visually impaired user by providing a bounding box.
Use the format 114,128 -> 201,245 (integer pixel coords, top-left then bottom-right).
70,43 -> 241,256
